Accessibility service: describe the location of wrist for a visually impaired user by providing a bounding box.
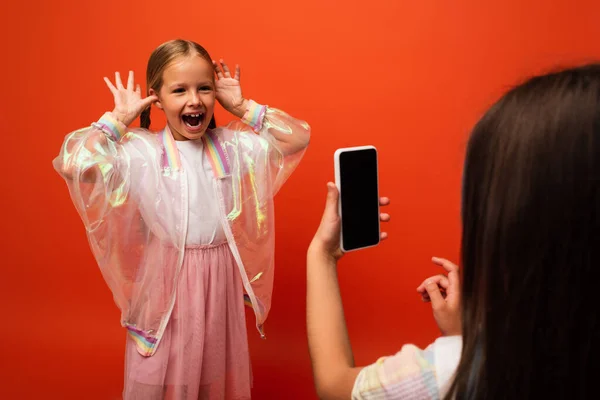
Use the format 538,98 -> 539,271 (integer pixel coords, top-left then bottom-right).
439,319 -> 462,337
442,329 -> 461,337
240,99 -> 267,131
111,109 -> 131,127
94,112 -> 127,141
308,241 -> 341,264
231,98 -> 249,119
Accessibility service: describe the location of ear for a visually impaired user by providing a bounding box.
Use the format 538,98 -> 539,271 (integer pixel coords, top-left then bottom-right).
149,88 -> 162,110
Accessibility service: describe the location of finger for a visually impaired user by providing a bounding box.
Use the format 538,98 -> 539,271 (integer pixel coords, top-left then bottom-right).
115,72 -> 124,89
234,64 -> 241,81
380,232 -> 388,241
431,257 -> 460,290
323,182 -> 340,220
447,267 -> 460,300
104,77 -> 118,94
213,60 -> 224,79
417,281 -> 447,295
432,257 -> 459,274
140,94 -> 158,109
417,275 -> 450,291
220,59 -> 232,78
432,257 -> 460,298
423,289 -> 447,300
135,84 -> 141,95
380,213 -> 390,222
424,280 -> 446,309
127,71 -> 134,91
422,287 -> 446,297
379,197 -> 390,206
417,275 -> 449,292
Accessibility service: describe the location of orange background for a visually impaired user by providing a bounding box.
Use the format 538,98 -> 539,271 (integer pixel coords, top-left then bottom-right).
2,1 -> 600,398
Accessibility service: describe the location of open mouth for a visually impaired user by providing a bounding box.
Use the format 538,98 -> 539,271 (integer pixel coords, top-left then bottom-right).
182,113 -> 205,128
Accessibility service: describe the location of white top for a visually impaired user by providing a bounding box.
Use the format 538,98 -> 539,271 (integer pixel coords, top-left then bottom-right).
434,335 -> 462,396
175,139 -> 226,246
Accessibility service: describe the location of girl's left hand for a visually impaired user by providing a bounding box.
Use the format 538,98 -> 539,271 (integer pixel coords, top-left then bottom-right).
213,59 -> 248,119
416,257 -> 461,336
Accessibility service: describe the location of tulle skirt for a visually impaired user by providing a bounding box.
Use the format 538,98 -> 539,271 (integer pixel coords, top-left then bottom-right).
123,242 -> 252,399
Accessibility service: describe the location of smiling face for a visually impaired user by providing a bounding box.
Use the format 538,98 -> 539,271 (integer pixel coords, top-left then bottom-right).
150,54 -> 216,141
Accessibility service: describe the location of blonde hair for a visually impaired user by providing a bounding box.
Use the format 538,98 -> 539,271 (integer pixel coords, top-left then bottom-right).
140,39 -> 214,129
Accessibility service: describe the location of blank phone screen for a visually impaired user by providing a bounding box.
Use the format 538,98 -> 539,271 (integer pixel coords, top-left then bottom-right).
339,148 -> 380,251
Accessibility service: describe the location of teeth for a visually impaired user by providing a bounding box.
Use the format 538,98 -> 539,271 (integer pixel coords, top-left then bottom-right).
185,113 -> 203,117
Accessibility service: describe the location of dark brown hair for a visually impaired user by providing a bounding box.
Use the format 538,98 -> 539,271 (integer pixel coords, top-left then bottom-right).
447,64 -> 600,399
140,39 -> 216,130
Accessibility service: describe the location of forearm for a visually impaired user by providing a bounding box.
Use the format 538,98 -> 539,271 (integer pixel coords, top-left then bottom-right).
307,245 -> 360,398
240,99 -> 310,156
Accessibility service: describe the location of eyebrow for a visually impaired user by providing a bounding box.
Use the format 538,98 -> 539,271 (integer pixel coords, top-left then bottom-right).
167,81 -> 214,88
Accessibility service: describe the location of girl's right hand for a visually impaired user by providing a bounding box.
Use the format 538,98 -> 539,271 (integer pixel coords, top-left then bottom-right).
308,183 -> 390,261
416,257 -> 461,336
104,71 -> 158,127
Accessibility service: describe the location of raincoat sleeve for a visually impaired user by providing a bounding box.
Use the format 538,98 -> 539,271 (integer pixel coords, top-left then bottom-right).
52,112 -> 161,317
224,99 -> 310,197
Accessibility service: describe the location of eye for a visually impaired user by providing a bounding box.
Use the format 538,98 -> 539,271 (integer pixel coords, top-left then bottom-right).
173,88 -> 185,93
199,86 -> 213,92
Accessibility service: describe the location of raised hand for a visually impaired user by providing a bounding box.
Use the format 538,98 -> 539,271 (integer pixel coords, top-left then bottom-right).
104,71 -> 158,127
213,59 -> 247,119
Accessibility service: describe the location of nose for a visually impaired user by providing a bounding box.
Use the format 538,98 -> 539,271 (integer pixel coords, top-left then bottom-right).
188,91 -> 202,107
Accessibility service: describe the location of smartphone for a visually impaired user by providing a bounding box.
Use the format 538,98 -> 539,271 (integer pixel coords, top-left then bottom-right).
334,146 -> 380,252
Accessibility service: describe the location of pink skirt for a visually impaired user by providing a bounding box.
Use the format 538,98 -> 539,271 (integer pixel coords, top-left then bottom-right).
123,242 -> 252,399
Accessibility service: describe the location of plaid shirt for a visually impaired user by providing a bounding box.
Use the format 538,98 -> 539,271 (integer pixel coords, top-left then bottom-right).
352,336 -> 462,400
